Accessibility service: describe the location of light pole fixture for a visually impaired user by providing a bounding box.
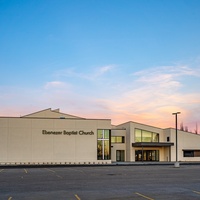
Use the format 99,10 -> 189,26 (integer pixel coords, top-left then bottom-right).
172,112 -> 181,166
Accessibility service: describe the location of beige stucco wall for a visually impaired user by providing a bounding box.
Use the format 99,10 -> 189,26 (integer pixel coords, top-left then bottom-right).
115,123 -> 132,161
111,129 -> 126,162
1,109 -> 200,165
115,122 -> 174,162
131,122 -> 165,161
0,117 -> 111,165
166,128 -> 200,162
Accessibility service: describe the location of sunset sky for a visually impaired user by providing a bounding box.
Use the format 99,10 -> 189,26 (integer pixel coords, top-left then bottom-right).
1,0 -> 200,131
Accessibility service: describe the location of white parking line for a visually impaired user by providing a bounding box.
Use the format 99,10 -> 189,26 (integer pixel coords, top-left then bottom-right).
44,168 -> 62,178
193,190 -> 200,195
135,192 -> 154,200
56,175 -> 62,179
44,168 -> 56,173
75,194 -> 81,200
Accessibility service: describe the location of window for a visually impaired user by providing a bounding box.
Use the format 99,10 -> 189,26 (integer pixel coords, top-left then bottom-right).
135,150 -> 159,161
116,150 -> 125,161
142,130 -> 152,142
135,129 -> 142,142
152,133 -> 159,142
183,150 -> 200,157
111,136 -> 125,143
194,151 -> 200,157
135,129 -> 159,143
97,130 -> 111,160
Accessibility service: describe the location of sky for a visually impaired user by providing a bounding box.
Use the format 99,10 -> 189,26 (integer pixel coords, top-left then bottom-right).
0,0 -> 200,132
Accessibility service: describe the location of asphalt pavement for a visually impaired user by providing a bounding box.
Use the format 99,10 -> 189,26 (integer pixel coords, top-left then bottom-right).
1,164 -> 200,200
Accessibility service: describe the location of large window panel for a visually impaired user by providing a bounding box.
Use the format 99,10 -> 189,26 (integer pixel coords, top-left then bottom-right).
97,130 -> 103,139
183,150 -> 194,157
194,150 -> 200,157
183,150 -> 200,157
135,129 -> 159,143
111,137 -> 115,143
104,130 -> 110,139
97,129 -> 111,160
152,133 -> 159,142
104,140 -> 110,160
111,136 -> 125,143
135,129 -> 142,142
97,141 -> 103,160
142,130 -> 152,142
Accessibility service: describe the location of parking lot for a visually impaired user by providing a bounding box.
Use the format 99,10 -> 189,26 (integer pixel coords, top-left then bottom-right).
1,164 -> 200,200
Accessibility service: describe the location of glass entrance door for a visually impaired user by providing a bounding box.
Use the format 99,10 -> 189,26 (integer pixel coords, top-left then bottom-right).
116,150 -> 125,162
135,150 -> 159,161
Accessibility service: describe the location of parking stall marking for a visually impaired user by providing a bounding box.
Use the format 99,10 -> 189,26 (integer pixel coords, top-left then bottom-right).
135,192 -> 154,200
56,175 -> 63,179
193,190 -> 200,195
24,169 -> 28,174
8,197 -> 12,200
67,168 -> 86,175
75,194 -> 81,200
44,168 -> 56,173
0,169 -> 4,173
44,168 -> 63,178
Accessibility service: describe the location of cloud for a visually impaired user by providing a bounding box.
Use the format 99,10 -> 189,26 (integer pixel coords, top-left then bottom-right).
0,63 -> 199,132
88,65 -> 200,129
44,81 -> 68,89
54,65 -> 115,81
97,65 -> 114,75
133,65 -> 198,76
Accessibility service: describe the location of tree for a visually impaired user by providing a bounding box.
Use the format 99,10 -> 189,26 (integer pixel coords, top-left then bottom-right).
184,126 -> 189,132
180,122 -> 189,132
194,123 -> 198,134
180,122 -> 184,131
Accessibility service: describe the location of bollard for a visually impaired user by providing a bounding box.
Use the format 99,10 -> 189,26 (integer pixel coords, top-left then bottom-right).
174,162 -> 180,168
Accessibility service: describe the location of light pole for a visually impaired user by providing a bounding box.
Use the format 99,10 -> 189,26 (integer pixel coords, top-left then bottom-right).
172,112 -> 181,167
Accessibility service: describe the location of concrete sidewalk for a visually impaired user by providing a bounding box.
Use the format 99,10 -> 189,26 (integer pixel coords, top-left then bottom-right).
113,161 -> 200,166
1,161 -> 200,168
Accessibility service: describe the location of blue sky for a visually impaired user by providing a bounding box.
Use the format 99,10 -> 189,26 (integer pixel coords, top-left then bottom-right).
1,0 -> 200,131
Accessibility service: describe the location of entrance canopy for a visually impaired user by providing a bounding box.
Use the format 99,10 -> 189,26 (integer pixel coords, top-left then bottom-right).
132,142 -> 174,147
